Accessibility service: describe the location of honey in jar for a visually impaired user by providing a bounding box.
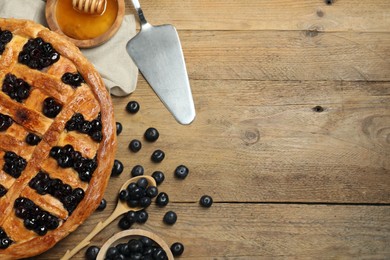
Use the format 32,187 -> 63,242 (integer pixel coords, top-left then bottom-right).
55,0 -> 118,40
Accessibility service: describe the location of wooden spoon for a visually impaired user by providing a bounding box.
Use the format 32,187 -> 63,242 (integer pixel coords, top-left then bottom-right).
60,175 -> 157,260
96,229 -> 174,260
72,0 -> 107,15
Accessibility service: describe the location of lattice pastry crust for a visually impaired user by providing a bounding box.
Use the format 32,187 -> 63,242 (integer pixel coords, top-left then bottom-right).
0,18 -> 117,259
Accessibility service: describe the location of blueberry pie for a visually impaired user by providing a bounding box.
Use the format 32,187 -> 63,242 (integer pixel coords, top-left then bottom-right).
0,19 -> 117,259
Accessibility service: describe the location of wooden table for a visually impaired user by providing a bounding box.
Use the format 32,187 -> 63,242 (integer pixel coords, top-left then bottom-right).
36,0 -> 390,259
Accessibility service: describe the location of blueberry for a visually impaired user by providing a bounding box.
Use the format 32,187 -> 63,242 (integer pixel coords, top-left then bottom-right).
36,225 -> 48,236
146,186 -> 158,198
128,239 -> 143,253
163,211 -> 177,225
106,246 -> 119,258
116,122 -> 122,135
90,131 -> 102,142
42,97 -> 62,118
19,37 -> 60,69
170,242 -> 184,256
0,237 -> 12,249
125,210 -> 137,223
118,189 -> 129,201
151,171 -> 165,185
140,236 -> 153,248
151,149 -> 165,163
0,114 -> 13,131
155,192 -> 169,207
129,139 -> 142,152
116,243 -> 130,256
139,196 -> 151,208
153,248 -> 168,260
131,165 -> 144,177
25,133 -> 41,145
96,198 -> 107,211
111,160 -> 124,176
85,245 -> 100,260
174,165 -> 189,179
118,216 -> 132,230
199,195 -> 213,208
126,101 -> 140,114
61,72 -> 84,87
136,210 -> 148,223
0,184 -> 7,197
144,127 -> 159,142
136,177 -> 149,189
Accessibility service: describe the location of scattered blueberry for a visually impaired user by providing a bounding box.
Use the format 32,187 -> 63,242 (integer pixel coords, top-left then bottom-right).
116,122 -> 122,135
85,245 -> 100,260
118,216 -> 132,230
200,195 -> 213,208
128,139 -> 142,152
144,127 -> 159,142
111,160 -> 124,176
96,198 -> 107,211
170,242 -> 184,256
151,149 -> 165,163
131,165 -> 144,177
163,211 -> 177,225
156,192 -> 169,207
174,165 -> 189,179
151,171 -> 165,185
136,209 -> 148,223
126,101 -> 140,114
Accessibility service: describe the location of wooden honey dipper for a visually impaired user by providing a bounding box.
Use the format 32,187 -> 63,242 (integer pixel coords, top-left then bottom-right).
72,0 -> 107,15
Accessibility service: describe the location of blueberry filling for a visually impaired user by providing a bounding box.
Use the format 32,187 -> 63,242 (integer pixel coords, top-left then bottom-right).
0,29 -> 13,55
65,113 -> 103,142
18,37 -> 60,70
0,184 -> 7,197
0,113 -> 13,131
3,151 -> 27,178
25,133 -> 42,146
0,227 -> 12,249
2,73 -> 31,103
13,197 -> 60,236
61,72 -> 85,88
29,171 -> 84,214
49,145 -> 98,182
42,97 -> 62,118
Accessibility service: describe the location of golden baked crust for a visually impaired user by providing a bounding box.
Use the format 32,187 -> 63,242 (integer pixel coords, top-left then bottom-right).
0,19 -> 116,259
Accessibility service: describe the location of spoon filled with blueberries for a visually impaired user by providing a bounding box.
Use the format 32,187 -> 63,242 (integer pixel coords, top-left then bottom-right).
61,175 -> 157,260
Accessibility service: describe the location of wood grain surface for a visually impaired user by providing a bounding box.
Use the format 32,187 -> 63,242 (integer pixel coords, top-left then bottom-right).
32,0 -> 389,259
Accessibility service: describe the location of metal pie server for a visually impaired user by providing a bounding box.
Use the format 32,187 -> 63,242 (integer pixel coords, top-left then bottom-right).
126,0 -> 196,125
